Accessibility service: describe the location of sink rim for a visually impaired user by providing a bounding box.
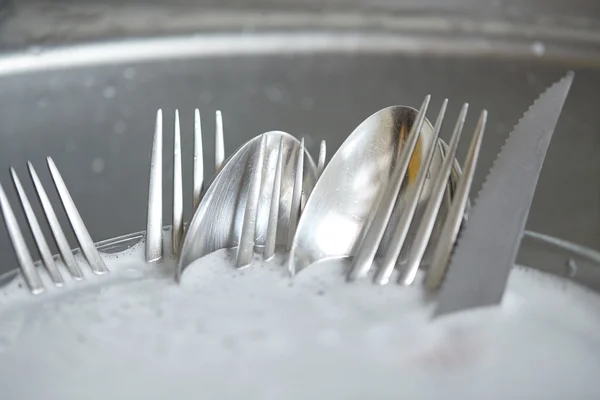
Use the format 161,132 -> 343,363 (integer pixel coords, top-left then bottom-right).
1,17 -> 600,78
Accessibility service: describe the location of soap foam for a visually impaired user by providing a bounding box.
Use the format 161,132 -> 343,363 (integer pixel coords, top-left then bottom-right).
0,247 -> 599,399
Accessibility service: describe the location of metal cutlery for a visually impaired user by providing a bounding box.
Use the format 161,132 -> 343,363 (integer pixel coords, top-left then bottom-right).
288,99 -> 469,276
0,72 -> 574,304
0,158 -> 107,294
435,72 -> 574,316
145,109 -> 225,262
346,98 -> 487,285
176,131 -> 321,280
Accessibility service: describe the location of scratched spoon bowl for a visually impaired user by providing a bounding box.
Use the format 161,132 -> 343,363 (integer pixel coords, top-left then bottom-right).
289,104 -> 462,275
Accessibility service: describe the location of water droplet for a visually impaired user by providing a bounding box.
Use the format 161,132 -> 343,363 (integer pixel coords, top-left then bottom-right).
123,67 -> 136,80
531,41 -> 545,56
91,158 -> 105,174
103,86 -> 116,99
114,120 -> 127,135
264,86 -> 283,103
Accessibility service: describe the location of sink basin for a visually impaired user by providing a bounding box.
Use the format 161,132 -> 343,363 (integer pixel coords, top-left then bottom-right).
0,1 -> 599,279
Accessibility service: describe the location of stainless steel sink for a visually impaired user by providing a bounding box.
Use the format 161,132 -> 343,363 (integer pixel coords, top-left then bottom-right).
0,1 -> 599,277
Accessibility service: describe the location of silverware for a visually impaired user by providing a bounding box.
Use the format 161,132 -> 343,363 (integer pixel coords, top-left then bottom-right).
348,99 -> 486,285
0,158 -> 107,294
316,140 -> 326,177
288,99 -> 472,276
386,109 -> 486,286
348,96 -> 438,282
424,112 -> 486,289
176,131 -> 320,280
435,72 -> 574,316
145,109 -> 225,262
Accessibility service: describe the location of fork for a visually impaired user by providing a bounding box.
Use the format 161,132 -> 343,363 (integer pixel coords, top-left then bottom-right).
145,109 -> 226,262
347,97 -> 487,286
0,158 -> 108,294
147,108 -> 328,266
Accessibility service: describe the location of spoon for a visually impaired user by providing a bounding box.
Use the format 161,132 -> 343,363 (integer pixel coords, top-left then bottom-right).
176,131 -> 319,281
288,99 -> 462,275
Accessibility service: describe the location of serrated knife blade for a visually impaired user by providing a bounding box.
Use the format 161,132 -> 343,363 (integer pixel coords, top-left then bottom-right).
434,72 -> 574,317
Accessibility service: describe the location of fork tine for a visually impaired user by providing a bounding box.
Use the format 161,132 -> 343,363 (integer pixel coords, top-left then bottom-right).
287,137 -> 304,253
425,110 -> 487,290
317,140 -> 326,177
215,110 -> 225,173
236,134 -> 267,268
348,95 -> 431,281
28,162 -> 83,280
193,109 -> 204,209
47,157 -> 108,275
146,109 -> 163,262
172,110 -> 184,255
397,103 -> 468,286
374,99 -> 449,285
11,168 -> 64,286
264,137 -> 284,260
0,180 -> 44,294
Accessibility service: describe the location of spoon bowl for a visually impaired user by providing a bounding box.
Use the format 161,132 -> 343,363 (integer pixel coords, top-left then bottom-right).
289,105 -> 462,275
177,131 -> 318,280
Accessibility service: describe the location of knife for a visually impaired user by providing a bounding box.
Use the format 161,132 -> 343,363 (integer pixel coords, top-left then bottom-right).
434,72 -> 574,316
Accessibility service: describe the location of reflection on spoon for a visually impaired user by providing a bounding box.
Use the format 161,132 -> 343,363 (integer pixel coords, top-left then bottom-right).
177,131 -> 318,281
289,100 -> 461,276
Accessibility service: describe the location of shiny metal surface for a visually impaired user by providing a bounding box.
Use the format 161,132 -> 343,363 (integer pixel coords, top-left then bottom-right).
264,137 -> 285,260
215,111 -> 225,174
145,108 -> 226,262
425,111 -> 487,290
193,109 -> 204,209
348,97 -> 432,281
28,163 -> 84,280
397,104 -> 469,286
172,110 -> 184,254
0,158 -> 106,293
0,181 -> 44,293
47,157 -> 108,275
236,134 -> 267,268
436,72 -> 574,316
0,3 -> 599,278
145,109 -> 163,262
10,168 -> 64,286
289,104 -> 462,275
286,137 -> 305,252
316,140 -> 327,177
372,100 -> 449,285
177,131 -> 318,280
